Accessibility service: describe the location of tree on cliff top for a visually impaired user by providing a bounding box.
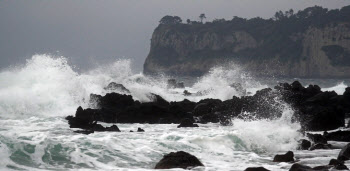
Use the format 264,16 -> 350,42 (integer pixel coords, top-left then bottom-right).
199,14 -> 206,23
159,16 -> 182,25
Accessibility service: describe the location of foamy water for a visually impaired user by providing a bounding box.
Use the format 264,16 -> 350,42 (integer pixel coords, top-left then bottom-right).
0,54 -> 349,170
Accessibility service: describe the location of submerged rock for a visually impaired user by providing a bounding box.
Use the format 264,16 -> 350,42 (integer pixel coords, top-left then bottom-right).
154,151 -> 204,169
74,130 -> 94,135
273,151 -> 294,162
177,118 -> 199,128
244,167 -> 270,171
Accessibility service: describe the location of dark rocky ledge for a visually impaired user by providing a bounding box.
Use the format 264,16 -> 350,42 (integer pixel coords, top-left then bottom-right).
66,81 -> 350,133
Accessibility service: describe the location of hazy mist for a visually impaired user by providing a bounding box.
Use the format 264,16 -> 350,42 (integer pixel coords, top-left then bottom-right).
1,0 -> 349,72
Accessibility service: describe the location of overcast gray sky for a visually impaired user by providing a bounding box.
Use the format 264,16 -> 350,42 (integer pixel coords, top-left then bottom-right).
1,0 -> 349,72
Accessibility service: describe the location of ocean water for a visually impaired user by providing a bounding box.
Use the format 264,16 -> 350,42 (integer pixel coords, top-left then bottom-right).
0,54 -> 349,171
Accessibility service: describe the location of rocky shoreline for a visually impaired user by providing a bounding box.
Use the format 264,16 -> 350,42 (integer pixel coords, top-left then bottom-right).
65,80 -> 350,170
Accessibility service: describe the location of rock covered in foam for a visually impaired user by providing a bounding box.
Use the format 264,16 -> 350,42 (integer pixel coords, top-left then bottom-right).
104,82 -> 130,93
154,151 -> 204,169
273,151 -> 294,162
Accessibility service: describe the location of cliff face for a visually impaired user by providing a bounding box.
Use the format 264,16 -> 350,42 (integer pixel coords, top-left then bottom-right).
144,6 -> 350,78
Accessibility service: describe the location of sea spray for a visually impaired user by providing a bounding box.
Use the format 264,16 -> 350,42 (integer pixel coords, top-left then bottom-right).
0,54 -> 346,170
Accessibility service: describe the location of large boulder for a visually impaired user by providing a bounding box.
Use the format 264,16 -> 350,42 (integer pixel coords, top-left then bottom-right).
154,151 -> 204,169
273,151 -> 294,162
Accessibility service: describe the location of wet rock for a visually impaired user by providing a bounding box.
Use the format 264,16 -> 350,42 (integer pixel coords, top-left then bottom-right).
273,151 -> 294,162
137,128 -> 145,132
298,139 -> 311,150
335,164 -> 349,170
324,130 -> 350,142
154,151 -> 204,169
289,163 -> 312,171
309,143 -> 332,151
106,125 -> 121,132
344,87 -> 350,98
307,133 -> 327,144
276,82 -> 346,131
104,82 -> 130,93
74,130 -> 94,135
338,143 -> 350,161
328,158 -> 348,170
244,167 -> 270,171
177,118 -> 199,128
90,124 -> 106,131
289,163 -> 330,171
329,158 -> 344,166
312,165 -> 332,170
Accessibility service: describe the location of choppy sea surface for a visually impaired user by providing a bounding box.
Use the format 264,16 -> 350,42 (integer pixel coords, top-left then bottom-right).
0,54 -> 350,170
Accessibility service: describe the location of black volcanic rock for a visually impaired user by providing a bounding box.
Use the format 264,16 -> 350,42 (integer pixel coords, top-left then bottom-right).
67,82 -> 350,134
298,139 -> 311,150
324,130 -> 350,142
328,158 -> 348,170
137,128 -> 145,132
244,167 -> 270,171
273,151 -> 294,162
177,118 -> 199,128
307,133 -> 327,144
154,151 -> 204,169
289,164 -> 313,171
106,125 -> 121,132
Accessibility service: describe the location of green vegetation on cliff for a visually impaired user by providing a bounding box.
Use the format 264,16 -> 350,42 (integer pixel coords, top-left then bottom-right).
144,5 -> 350,77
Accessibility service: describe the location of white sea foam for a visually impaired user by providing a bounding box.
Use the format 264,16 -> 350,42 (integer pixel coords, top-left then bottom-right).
322,81 -> 348,95
0,54 -> 348,170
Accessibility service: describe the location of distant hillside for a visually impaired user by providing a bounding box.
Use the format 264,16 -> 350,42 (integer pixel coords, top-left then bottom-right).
144,5 -> 350,78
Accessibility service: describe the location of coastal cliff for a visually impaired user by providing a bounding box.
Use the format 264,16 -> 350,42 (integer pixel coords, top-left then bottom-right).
144,6 -> 350,78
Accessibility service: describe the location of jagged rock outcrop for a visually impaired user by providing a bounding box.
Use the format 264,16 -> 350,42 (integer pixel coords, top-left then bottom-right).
144,6 -> 350,78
